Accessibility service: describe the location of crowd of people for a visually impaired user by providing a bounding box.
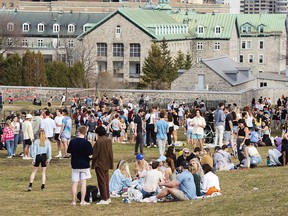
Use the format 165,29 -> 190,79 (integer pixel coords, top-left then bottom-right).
0,94 -> 288,205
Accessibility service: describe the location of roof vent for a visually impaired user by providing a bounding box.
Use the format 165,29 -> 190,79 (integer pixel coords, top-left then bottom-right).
59,9 -> 64,14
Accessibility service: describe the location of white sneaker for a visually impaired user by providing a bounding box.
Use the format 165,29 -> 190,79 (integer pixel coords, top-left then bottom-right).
141,196 -> 157,203
55,154 -> 62,158
107,198 -> 111,204
23,156 -> 28,160
26,157 -> 33,160
7,156 -> 12,159
110,192 -> 120,198
96,200 -> 110,205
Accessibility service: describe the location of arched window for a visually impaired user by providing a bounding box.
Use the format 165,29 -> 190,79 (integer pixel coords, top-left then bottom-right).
7,22 -> 14,31
38,23 -> 45,32
68,24 -> 75,33
115,25 -> 121,34
215,25 -> 221,34
22,23 -> 29,32
53,23 -> 60,33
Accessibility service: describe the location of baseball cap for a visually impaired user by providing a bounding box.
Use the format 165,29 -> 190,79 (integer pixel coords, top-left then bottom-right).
26,114 -> 33,119
181,161 -> 190,169
136,154 -> 144,160
156,155 -> 167,162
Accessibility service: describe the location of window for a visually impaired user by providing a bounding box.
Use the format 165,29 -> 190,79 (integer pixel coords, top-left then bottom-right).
7,22 -> 14,31
83,24 -> 91,32
10,2 -> 14,7
259,41 -> 264,49
23,23 -> 29,32
113,43 -> 124,57
68,24 -> 75,33
240,55 -> 244,63
214,42 -> 220,50
197,42 -> 203,50
258,25 -> 264,33
116,25 -> 121,34
68,40 -> 74,48
196,57 -> 203,63
97,43 -> 107,57
260,82 -> 267,87
22,39 -> 28,47
241,41 -> 251,49
242,26 -> 251,33
259,54 -> 264,64
215,26 -> 221,34
38,23 -> 44,32
136,63 -> 140,74
248,54 -> 253,63
6,38 -> 12,46
37,39 -> 43,47
198,26 -> 204,34
130,43 -> 141,57
53,24 -> 60,33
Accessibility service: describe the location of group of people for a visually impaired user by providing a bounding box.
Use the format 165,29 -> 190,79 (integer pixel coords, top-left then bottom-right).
1,93 -> 288,206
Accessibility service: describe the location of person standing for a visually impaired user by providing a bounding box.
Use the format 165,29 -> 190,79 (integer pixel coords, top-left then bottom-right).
214,102 -> 225,147
59,109 -> 72,158
11,116 -> 20,157
60,93 -> 66,107
134,109 -> 145,155
54,109 -> 64,158
1,120 -> 14,158
28,129 -> 52,192
191,110 -> 206,152
154,110 -> 169,156
40,110 -> 56,141
0,92 -> 3,111
23,114 -> 34,159
91,126 -> 114,205
223,107 -> 235,156
67,125 -> 93,206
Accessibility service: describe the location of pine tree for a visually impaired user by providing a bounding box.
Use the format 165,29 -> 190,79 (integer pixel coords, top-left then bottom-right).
174,50 -> 185,70
46,61 -> 70,87
184,52 -> 193,70
69,61 -> 87,88
2,54 -> 23,85
22,50 -> 34,86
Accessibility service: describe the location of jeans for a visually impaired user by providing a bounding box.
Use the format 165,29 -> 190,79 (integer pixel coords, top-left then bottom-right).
5,139 -> 14,157
141,189 -> 156,199
215,125 -> 224,147
13,134 -> 19,155
157,139 -> 167,156
135,133 -> 144,154
250,156 -> 262,165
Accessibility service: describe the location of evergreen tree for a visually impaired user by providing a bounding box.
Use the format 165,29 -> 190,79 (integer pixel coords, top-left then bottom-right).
22,50 -> 34,86
46,61 -> 70,87
174,50 -> 185,70
69,61 -> 87,88
184,52 -> 193,70
1,54 -> 23,85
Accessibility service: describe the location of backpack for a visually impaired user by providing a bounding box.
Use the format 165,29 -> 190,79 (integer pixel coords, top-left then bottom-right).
77,185 -> 99,202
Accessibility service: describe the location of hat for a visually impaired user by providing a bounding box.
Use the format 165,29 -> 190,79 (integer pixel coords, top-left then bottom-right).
156,155 -> 167,162
136,154 -> 144,160
180,161 -> 189,169
26,114 -> 33,119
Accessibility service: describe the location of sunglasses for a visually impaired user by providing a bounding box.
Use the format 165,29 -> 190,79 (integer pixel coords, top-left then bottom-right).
184,152 -> 190,154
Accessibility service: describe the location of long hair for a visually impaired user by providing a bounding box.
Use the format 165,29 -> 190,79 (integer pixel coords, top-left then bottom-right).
38,129 -> 47,147
165,158 -> 175,173
189,158 -> 204,179
118,160 -> 131,178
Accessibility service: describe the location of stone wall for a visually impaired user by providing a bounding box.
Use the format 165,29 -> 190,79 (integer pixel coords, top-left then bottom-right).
1,86 -> 288,109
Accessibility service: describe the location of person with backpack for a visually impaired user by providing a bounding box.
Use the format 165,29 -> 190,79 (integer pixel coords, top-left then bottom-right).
67,125 -> 93,206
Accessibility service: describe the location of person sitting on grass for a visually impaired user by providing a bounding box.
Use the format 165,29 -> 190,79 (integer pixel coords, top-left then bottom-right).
176,148 -> 191,168
189,158 -> 204,197
142,161 -> 196,203
28,129 -> 51,192
267,137 -> 283,166
141,160 -> 163,199
201,147 -> 213,168
165,146 -> 177,167
221,145 -> 235,170
164,158 -> 177,182
187,147 -> 201,161
201,164 -> 220,196
277,138 -> 288,166
109,160 -> 132,197
213,146 -> 230,171
241,139 -> 262,168
134,154 -> 150,186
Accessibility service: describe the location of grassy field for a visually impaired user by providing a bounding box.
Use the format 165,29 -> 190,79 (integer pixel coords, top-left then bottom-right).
0,103 -> 287,216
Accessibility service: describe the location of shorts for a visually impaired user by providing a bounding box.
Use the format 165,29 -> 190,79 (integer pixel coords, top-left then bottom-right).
186,129 -> 193,139
24,139 -> 32,145
192,134 -> 203,139
224,131 -> 232,142
174,125 -> 179,131
173,189 -> 189,201
72,168 -> 91,182
34,154 -> 47,167
87,132 -> 96,141
54,133 -> 60,141
178,116 -> 184,121
112,130 -> 120,138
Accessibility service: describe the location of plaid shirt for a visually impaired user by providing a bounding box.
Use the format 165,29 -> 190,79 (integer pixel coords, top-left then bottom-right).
1,126 -> 14,142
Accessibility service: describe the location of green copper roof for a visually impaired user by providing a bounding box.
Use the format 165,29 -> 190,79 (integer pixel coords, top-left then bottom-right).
236,14 -> 286,35
171,12 -> 236,39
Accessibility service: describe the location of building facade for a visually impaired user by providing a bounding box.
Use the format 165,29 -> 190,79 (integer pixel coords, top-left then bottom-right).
240,0 -> 288,14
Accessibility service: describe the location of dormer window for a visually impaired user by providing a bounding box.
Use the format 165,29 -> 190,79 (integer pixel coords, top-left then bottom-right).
53,23 -> 60,33
215,26 -> 221,34
258,25 -> 264,33
116,25 -> 121,34
198,25 -> 204,34
7,22 -> 14,31
83,24 -> 91,32
38,23 -> 44,32
68,24 -> 75,33
242,25 -> 252,33
23,23 -> 29,32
